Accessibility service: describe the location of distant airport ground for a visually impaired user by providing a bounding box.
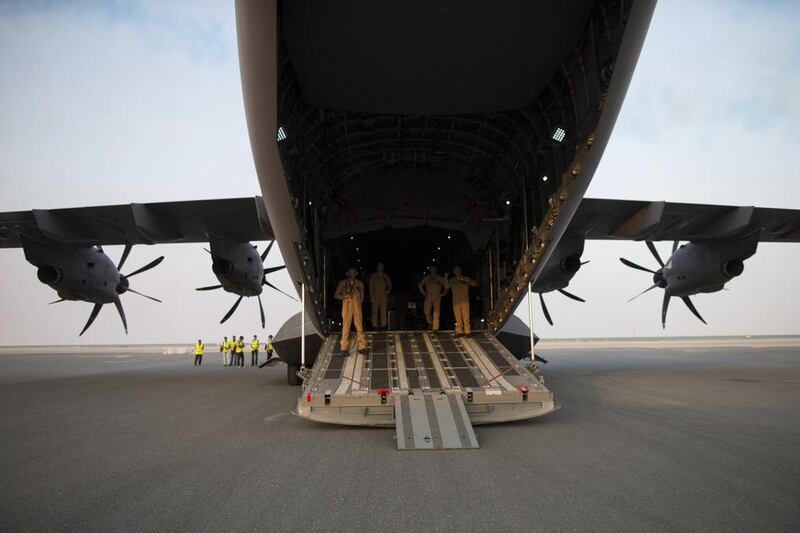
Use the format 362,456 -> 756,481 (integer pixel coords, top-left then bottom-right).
0,338 -> 798,531
1,334 -> 798,353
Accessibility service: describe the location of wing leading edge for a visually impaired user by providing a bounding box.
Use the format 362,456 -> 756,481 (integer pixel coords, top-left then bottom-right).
563,198 -> 800,243
0,196 -> 272,248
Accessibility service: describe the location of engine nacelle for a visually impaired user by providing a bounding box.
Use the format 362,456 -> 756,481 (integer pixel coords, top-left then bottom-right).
36,265 -> 63,285
721,259 -> 744,278
208,237 -> 264,297
212,257 -> 234,278
560,255 -> 582,275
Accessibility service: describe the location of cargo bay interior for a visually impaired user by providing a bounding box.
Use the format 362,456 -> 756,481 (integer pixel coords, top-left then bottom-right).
273,0 -> 628,333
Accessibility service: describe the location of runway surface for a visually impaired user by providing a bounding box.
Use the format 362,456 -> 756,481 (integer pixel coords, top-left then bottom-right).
1,342 -> 798,532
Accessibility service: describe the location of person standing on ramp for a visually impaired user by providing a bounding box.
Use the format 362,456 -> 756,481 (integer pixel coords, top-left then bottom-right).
418,265 -> 446,331
368,262 -> 392,330
335,267 -> 366,356
445,266 -> 477,336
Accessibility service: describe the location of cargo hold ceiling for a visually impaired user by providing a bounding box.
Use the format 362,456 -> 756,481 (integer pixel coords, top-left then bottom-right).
280,0 -> 595,115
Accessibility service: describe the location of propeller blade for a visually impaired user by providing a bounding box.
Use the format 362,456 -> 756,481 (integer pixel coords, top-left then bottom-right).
124,256 -> 164,278
263,265 -> 286,275
263,279 -> 298,301
661,293 -> 670,329
220,295 -> 244,324
204,248 -> 211,254
48,298 -> 65,305
196,284 -> 223,291
558,289 -> 586,303
538,293 -> 553,326
646,241 -> 665,268
127,288 -> 162,303
627,284 -> 658,302
620,257 -> 657,274
113,297 -> 128,334
580,260 -> 591,265
257,293 -> 265,329
261,241 -> 275,261
79,303 -> 104,336
117,244 -> 132,271
681,296 -> 707,325
672,240 -> 679,254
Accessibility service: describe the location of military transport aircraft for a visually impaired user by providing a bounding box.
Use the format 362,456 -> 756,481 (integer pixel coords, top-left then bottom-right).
2,1 -> 799,435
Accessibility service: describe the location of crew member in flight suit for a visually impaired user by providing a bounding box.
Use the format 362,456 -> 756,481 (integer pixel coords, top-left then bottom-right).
418,265 -> 446,331
368,262 -> 392,330
250,335 -> 260,366
335,267 -> 367,355
194,339 -> 204,366
221,336 -> 231,366
445,266 -> 478,336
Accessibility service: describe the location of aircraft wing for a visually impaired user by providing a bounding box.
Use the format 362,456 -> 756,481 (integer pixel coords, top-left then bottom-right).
0,197 -> 272,248
566,198 -> 800,243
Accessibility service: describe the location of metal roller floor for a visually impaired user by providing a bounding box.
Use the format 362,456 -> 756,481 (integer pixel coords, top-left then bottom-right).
294,330 -> 558,428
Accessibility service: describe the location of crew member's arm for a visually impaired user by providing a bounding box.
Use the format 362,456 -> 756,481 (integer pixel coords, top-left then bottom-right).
465,276 -> 478,287
334,280 -> 347,300
418,278 -> 427,297
385,274 -> 392,295
442,273 -> 450,296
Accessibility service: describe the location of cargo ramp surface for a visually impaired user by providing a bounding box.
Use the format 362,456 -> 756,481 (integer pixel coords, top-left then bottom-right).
294,331 -> 557,444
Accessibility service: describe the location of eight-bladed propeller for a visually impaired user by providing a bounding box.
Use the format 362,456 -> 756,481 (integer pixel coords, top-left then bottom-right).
537,288 -> 587,326
196,241 -> 295,328
620,240 -> 706,328
79,244 -> 164,336
534,260 -> 589,326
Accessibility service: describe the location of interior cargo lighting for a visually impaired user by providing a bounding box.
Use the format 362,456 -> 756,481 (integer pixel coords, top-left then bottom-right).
551,127 -> 566,142
277,125 -> 287,142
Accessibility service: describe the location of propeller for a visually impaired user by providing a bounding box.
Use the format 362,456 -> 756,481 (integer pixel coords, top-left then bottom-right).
620,240 -> 706,328
535,288 -> 586,326
199,240 -> 296,327
79,247 -> 164,336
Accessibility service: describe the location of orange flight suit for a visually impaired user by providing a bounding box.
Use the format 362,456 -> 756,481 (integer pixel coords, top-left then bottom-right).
448,276 -> 476,334
369,271 -> 392,329
335,278 -> 366,351
419,274 -> 445,331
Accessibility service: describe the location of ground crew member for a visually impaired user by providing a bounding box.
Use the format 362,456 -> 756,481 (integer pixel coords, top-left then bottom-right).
221,336 -> 231,366
266,335 -> 275,362
445,266 -> 478,336
418,265 -> 446,331
335,267 -> 366,356
194,339 -> 204,366
368,262 -> 392,329
229,333 -> 236,367
250,335 -> 260,366
235,336 -> 245,367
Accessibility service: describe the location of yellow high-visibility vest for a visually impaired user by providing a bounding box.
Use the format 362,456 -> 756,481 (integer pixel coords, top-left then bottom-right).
266,339 -> 273,350
235,340 -> 244,353
222,340 -> 231,351
194,342 -> 204,355
250,339 -> 259,350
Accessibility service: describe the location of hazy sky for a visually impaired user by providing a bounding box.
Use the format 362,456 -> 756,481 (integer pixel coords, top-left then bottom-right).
1,1 -> 799,345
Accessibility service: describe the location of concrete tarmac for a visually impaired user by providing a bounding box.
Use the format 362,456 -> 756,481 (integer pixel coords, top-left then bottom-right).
0,342 -> 798,532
